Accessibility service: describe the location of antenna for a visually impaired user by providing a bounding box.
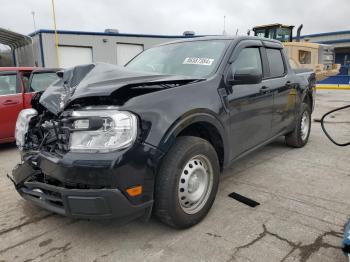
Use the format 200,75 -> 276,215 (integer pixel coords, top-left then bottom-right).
236,29 -> 239,36
222,16 -> 226,35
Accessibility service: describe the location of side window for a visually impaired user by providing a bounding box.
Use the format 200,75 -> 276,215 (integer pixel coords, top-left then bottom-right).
232,48 -> 262,75
298,50 -> 311,64
0,74 -> 18,95
266,48 -> 285,78
30,73 -> 59,92
255,29 -> 266,38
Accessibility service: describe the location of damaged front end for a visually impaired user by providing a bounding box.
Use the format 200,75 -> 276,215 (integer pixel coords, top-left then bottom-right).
11,91 -> 160,219
10,63 -> 204,219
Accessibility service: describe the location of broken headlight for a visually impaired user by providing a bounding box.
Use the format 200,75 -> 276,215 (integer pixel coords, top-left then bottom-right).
69,109 -> 137,153
15,109 -> 38,150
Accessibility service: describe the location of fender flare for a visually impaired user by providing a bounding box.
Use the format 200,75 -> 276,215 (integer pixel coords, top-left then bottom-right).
157,110 -> 229,165
300,88 -> 314,111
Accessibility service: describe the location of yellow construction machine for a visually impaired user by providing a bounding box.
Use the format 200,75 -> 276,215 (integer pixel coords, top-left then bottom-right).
252,24 -> 340,81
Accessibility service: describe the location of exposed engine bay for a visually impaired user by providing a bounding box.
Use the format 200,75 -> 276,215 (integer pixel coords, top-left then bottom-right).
23,92 -> 69,154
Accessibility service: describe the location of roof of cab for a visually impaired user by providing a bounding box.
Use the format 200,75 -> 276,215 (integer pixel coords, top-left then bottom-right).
253,23 -> 294,29
157,35 -> 283,47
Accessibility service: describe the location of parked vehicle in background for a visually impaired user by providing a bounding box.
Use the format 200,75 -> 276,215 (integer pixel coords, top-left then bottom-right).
0,67 -> 59,144
11,36 -> 315,228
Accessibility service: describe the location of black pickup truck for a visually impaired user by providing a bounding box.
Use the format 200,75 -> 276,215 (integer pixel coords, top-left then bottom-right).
11,36 -> 315,228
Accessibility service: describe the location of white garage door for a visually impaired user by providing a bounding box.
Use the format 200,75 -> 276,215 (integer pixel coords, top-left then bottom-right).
116,43 -> 143,66
58,46 -> 93,68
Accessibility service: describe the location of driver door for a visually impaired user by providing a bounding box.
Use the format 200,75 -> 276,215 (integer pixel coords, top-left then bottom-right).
226,42 -> 274,158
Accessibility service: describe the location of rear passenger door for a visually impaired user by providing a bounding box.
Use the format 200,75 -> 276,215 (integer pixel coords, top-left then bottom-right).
263,45 -> 296,135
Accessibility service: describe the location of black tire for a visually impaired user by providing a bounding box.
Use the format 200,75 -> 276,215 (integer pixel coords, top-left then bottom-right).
285,103 -> 311,148
154,136 -> 220,229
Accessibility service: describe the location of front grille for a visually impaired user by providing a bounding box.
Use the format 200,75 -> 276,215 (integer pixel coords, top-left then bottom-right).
21,186 -> 64,208
36,172 -> 106,190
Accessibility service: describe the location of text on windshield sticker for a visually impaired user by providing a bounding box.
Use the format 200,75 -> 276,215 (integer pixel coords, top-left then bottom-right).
183,57 -> 214,66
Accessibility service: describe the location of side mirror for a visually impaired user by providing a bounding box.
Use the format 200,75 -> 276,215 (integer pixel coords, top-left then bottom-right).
321,105 -> 350,146
228,67 -> 263,85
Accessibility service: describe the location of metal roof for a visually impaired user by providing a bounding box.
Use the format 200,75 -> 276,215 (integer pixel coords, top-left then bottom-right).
0,28 -> 32,48
29,29 -> 204,39
314,39 -> 350,45
300,30 -> 350,39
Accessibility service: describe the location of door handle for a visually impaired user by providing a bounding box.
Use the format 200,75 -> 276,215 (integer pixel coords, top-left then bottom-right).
3,100 -> 18,105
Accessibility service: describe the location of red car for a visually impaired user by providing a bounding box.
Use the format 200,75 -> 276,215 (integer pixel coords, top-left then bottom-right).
0,67 -> 59,143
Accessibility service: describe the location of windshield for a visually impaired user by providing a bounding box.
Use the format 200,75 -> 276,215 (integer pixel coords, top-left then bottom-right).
0,74 -> 18,95
126,40 -> 230,78
276,28 -> 292,42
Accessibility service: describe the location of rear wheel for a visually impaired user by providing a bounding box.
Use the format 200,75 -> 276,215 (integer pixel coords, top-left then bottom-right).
154,136 -> 220,228
285,103 -> 311,147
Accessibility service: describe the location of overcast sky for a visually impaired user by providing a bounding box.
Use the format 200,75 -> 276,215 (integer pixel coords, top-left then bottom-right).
1,0 -> 349,36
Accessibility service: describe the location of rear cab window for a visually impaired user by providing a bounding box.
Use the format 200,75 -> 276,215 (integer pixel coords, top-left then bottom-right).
266,48 -> 286,78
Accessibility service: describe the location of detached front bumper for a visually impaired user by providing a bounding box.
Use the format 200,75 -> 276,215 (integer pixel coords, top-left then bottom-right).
11,143 -> 163,220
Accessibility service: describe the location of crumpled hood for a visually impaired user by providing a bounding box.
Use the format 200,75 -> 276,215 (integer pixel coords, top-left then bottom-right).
40,63 -> 202,115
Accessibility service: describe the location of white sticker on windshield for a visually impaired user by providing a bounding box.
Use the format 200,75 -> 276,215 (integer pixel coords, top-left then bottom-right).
183,57 -> 214,66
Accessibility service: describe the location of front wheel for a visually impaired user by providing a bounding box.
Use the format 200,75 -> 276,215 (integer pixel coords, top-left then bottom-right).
154,136 -> 220,228
285,103 -> 311,148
